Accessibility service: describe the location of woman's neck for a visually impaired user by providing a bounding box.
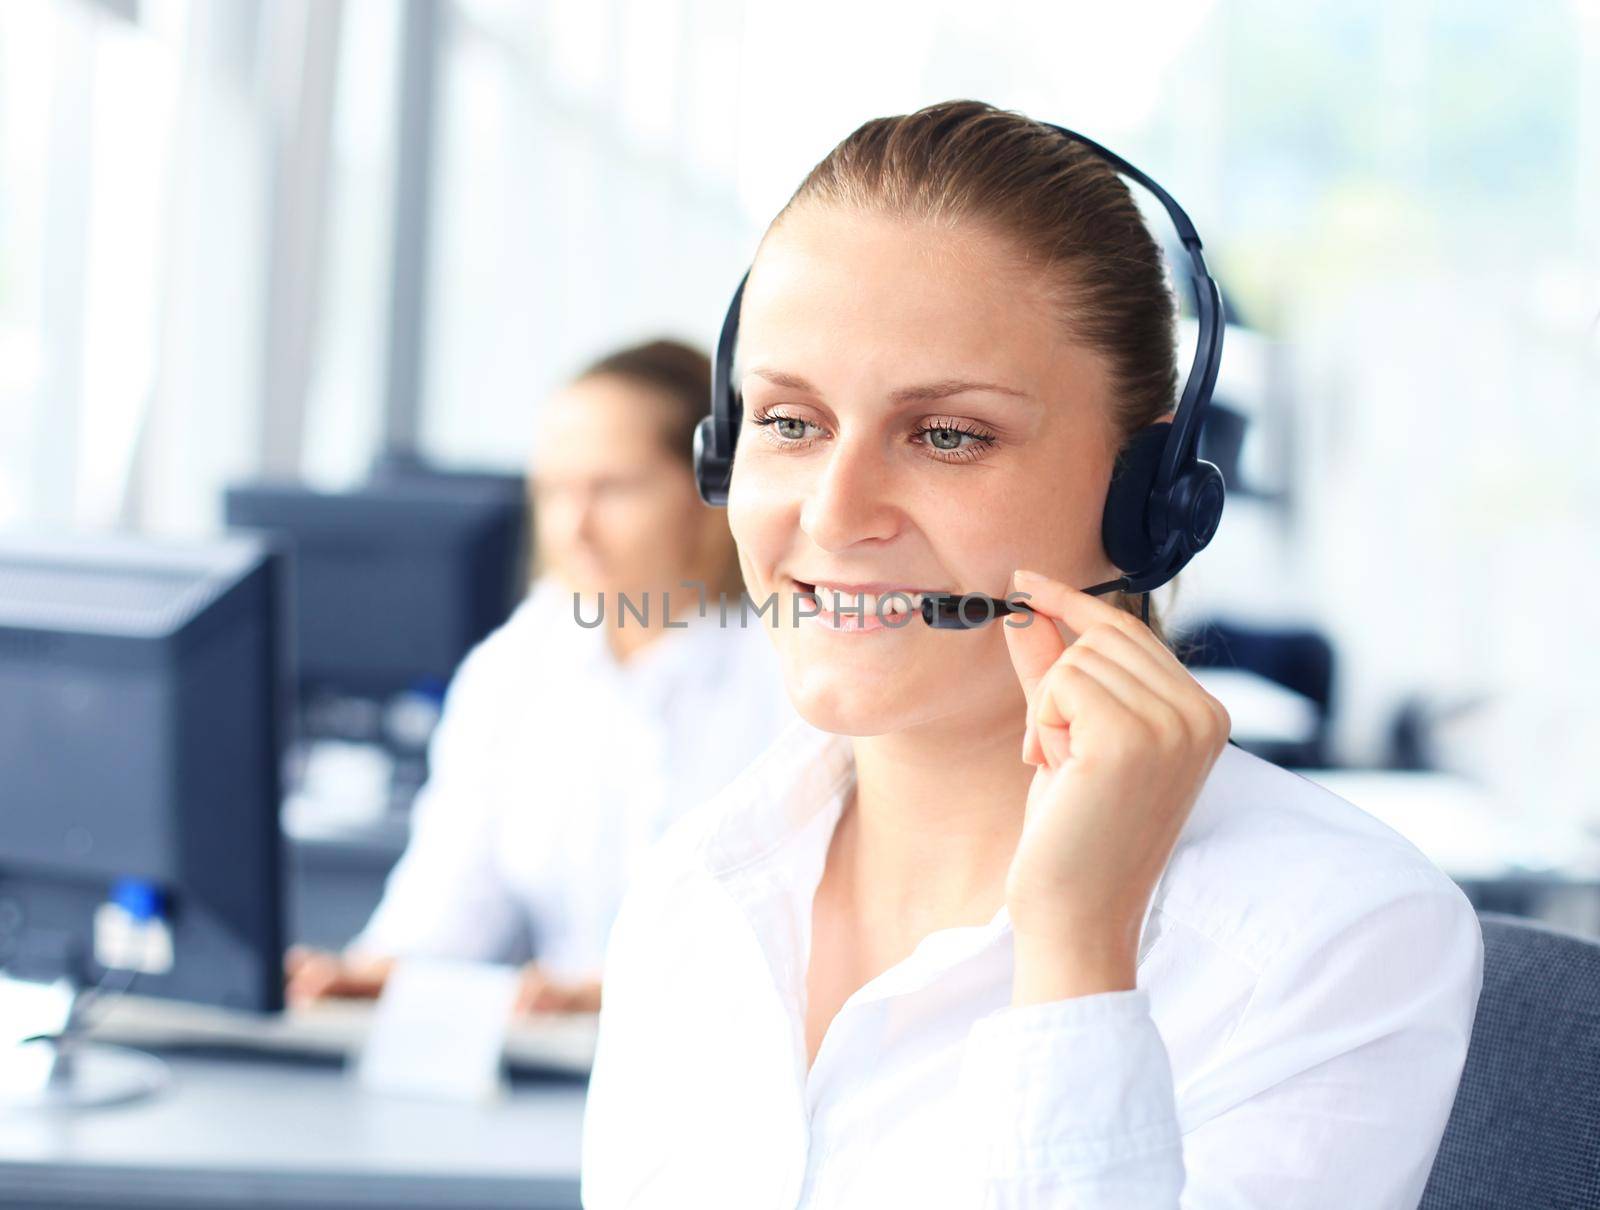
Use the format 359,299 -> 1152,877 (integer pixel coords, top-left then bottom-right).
837,704 -> 1034,939
604,618 -> 667,665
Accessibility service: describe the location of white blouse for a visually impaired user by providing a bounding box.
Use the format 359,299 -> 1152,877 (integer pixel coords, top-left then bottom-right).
581,716 -> 1484,1208
351,577 -> 797,978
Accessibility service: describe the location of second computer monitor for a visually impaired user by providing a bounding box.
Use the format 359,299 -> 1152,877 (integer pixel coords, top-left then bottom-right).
224,477 -> 528,708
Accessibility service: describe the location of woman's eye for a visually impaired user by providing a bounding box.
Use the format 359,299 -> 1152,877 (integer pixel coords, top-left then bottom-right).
752,410 -> 993,461
913,422 -> 996,460
752,410 -> 821,443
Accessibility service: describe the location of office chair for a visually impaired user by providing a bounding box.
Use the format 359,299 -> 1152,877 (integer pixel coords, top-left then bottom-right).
1420,912 -> 1600,1209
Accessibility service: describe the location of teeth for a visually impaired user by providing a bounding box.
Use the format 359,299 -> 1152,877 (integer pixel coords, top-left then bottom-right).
805,583 -> 923,616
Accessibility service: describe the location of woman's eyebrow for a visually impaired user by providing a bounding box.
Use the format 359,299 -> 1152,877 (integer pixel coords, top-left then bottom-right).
746,367 -> 1029,402
746,367 -> 820,393
889,378 -> 1029,403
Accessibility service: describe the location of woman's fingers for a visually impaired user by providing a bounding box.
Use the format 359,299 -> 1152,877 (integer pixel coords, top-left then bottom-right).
284,950 -> 342,1006
513,964 -> 553,1015
1072,617 -> 1191,698
1030,649 -> 1188,759
1012,568 -> 1190,681
562,978 -> 604,1014
1020,648 -> 1129,766
1005,568 -> 1137,764
1024,655 -> 1127,768
513,964 -> 604,1015
1003,571 -> 1091,760
333,956 -> 395,998
286,952 -> 394,1007
283,944 -> 318,979
1001,582 -> 1068,708
290,953 -> 603,1017
1008,568 -> 1228,763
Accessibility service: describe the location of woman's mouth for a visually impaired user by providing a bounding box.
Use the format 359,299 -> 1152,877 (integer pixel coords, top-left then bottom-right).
789,579 -> 931,633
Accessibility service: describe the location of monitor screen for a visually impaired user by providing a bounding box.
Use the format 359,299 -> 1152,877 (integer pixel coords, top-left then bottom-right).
0,532 -> 287,1012
224,478 -> 527,705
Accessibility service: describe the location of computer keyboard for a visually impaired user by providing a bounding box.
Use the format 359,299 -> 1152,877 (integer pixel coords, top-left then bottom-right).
85,993 -> 597,1075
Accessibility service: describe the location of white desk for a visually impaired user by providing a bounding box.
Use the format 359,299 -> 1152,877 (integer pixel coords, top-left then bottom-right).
0,1048 -> 584,1208
87,994 -> 599,1076
1191,667 -> 1320,747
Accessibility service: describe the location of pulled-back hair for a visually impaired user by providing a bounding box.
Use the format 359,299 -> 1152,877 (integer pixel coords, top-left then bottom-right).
580,338 -> 713,476
771,99 -> 1181,644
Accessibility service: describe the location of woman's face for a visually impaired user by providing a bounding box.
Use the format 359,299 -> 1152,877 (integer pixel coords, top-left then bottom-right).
531,374 -> 715,599
728,205 -> 1128,737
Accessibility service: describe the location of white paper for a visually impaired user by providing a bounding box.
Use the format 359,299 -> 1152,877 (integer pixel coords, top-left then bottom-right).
0,974 -> 74,1048
355,959 -> 520,1102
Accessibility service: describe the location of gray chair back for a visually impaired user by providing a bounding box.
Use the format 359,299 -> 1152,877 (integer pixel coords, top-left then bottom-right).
1420,912 -> 1600,1209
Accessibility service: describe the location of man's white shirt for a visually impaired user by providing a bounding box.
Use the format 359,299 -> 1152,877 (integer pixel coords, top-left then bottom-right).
582,716 -> 1484,1208
353,577 -> 797,978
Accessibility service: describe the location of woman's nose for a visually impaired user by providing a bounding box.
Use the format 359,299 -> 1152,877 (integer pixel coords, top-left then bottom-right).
798,434 -> 901,551
542,486 -> 596,543
571,492 -> 603,541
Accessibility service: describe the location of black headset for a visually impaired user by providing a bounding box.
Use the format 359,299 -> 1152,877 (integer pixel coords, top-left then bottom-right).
693,121 -> 1226,602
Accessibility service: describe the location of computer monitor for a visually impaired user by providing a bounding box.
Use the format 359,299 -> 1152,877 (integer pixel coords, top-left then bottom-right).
367,449 -> 529,503
366,453 -> 532,613
0,531 -> 288,1103
223,477 -> 528,716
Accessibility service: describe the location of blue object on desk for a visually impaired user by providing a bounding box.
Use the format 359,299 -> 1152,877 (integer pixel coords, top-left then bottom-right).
110,878 -> 166,924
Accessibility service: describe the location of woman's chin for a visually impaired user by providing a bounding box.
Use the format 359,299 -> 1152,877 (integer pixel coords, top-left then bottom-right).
790,697 -> 901,738
774,631 -> 1019,739
781,663 -> 929,738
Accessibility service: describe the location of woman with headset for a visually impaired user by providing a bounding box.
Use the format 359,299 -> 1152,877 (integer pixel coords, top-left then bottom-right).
580,103 -> 1483,1206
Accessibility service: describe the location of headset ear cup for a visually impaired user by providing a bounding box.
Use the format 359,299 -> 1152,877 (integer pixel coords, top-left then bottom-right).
1101,422 -> 1170,573
694,415 -> 730,506
1170,459 -> 1225,554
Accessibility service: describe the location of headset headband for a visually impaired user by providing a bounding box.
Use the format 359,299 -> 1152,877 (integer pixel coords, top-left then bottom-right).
1040,125 -> 1225,520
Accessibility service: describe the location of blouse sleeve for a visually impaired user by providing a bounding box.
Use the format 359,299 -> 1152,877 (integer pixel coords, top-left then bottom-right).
956,880 -> 1484,1208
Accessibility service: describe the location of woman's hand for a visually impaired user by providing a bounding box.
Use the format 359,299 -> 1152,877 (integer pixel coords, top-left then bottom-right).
1001,568 -> 1231,1005
287,947 -> 602,1016
283,946 -> 396,1007
511,964 -> 603,1015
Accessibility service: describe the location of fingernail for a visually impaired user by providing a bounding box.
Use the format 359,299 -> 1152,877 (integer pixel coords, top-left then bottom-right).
1022,719 -> 1036,763
1013,568 -> 1042,585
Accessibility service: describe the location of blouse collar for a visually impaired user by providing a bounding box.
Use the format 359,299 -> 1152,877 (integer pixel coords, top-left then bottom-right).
687,716 -> 1217,1008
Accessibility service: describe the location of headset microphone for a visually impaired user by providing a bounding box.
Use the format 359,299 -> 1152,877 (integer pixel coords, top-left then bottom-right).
694,121 -> 1227,629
